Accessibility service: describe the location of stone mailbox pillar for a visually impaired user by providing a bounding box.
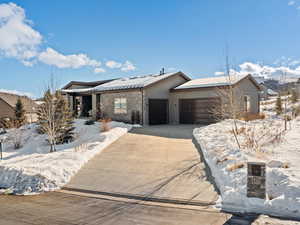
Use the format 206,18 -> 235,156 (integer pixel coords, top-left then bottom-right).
247,162 -> 266,199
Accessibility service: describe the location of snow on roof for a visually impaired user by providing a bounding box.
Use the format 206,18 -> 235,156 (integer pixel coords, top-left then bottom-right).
93,72 -> 183,92
267,89 -> 278,95
174,74 -> 249,90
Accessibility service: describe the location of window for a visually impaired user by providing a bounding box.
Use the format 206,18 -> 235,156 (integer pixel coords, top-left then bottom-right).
114,98 -> 127,114
244,96 -> 251,112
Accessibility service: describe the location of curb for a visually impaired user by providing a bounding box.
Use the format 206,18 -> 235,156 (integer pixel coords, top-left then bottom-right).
60,186 -> 216,207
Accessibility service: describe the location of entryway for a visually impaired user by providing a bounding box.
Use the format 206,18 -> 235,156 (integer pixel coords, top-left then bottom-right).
148,99 -> 168,125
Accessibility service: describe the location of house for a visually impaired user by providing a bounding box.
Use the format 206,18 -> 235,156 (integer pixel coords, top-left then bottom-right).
0,92 -> 38,123
296,78 -> 300,96
170,74 -> 261,124
61,72 -> 261,125
259,84 -> 278,100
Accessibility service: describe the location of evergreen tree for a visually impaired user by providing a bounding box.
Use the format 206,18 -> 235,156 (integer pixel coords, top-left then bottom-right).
55,92 -> 75,144
291,90 -> 298,103
275,95 -> 283,115
15,98 -> 26,127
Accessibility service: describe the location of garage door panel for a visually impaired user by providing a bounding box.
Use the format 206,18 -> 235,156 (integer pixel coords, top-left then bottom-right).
179,98 -> 221,124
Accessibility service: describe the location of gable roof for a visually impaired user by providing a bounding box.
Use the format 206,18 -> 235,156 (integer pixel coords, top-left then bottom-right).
0,92 -> 37,112
62,79 -> 114,89
174,74 -> 261,90
93,71 -> 190,92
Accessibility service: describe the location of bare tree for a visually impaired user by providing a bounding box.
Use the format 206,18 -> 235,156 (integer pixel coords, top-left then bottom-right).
211,54 -> 244,149
37,90 -> 59,152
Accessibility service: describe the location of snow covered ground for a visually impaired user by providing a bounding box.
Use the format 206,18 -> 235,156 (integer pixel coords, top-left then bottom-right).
193,100 -> 300,219
0,119 -> 132,194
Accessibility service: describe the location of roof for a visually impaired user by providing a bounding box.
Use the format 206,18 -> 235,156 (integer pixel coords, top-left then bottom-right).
93,72 -> 189,92
174,74 -> 261,90
61,71 -> 190,94
0,92 -> 37,112
62,79 -> 114,89
267,89 -> 278,95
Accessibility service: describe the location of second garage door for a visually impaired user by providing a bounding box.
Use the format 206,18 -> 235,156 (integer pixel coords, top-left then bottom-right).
179,98 -> 221,124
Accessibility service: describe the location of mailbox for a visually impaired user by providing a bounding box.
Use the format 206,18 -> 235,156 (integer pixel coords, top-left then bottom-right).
247,162 -> 266,199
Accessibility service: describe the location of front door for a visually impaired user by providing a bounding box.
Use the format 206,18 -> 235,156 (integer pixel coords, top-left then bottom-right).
148,99 -> 168,125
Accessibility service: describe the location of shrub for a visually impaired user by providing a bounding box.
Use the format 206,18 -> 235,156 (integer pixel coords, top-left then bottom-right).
292,106 -> 300,118
291,90 -> 299,103
275,96 -> 283,115
226,162 -> 245,171
284,115 -> 292,121
239,113 -> 266,121
99,118 -> 111,132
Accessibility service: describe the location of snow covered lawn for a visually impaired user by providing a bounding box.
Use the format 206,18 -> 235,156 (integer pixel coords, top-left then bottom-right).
0,119 -> 132,194
194,114 -> 300,218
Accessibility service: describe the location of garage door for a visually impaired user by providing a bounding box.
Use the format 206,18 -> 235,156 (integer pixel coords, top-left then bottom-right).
149,99 -> 168,125
179,98 -> 221,124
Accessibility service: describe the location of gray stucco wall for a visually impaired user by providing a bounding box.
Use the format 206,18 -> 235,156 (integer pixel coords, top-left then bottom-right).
170,77 -> 260,124
100,90 -> 143,124
143,74 -> 187,125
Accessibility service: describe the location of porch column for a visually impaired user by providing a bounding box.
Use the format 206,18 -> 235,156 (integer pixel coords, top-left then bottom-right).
92,93 -> 97,120
68,94 -> 74,112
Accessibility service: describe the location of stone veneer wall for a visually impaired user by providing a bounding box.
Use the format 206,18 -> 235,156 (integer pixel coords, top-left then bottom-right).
100,90 -> 143,124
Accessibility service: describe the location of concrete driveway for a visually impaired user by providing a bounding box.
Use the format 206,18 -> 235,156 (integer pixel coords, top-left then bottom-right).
64,125 -> 218,205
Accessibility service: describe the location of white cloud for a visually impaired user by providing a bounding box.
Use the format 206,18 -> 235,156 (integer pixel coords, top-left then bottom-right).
0,3 -> 103,70
94,67 -> 105,73
218,61 -> 300,82
105,60 -> 122,69
214,71 -> 225,76
121,60 -> 136,71
38,48 -> 100,69
0,3 -> 42,62
0,3 -> 136,72
0,89 -> 34,98
288,1 -> 295,6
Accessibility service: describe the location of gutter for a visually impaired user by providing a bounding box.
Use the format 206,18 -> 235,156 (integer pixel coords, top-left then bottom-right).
141,88 -> 144,125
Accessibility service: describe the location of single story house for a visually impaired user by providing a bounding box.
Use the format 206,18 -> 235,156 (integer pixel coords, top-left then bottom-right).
259,84 -> 278,100
61,71 -> 261,125
0,92 -> 38,123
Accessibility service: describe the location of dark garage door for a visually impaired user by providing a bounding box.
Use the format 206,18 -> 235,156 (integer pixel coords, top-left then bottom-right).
179,98 -> 221,124
149,99 -> 168,125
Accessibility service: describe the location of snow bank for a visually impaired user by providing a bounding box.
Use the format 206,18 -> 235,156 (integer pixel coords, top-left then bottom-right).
193,118 -> 300,219
0,119 -> 132,194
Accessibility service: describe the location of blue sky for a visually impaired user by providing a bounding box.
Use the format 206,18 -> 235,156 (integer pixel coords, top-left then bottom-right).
1,0 -> 300,97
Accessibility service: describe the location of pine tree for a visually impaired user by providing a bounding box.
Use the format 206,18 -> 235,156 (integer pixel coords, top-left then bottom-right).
291,90 -> 298,103
275,95 -> 283,115
15,98 -> 26,127
55,92 -> 75,144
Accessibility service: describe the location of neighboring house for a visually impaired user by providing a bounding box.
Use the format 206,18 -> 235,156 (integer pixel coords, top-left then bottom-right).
259,84 -> 278,100
61,72 -> 261,125
0,92 -> 38,123
296,78 -> 300,96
